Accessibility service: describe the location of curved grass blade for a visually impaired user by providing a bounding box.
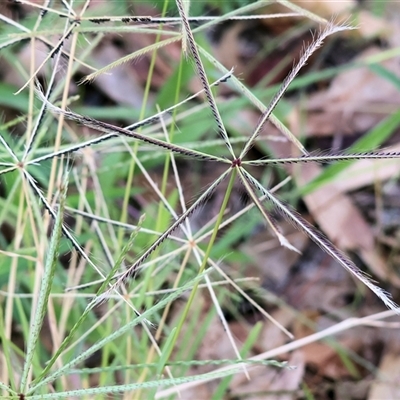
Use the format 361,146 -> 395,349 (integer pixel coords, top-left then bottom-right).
82,36 -> 181,84
241,168 -> 400,313
240,22 -> 355,160
0,37 -> 28,52
0,166 -> 18,177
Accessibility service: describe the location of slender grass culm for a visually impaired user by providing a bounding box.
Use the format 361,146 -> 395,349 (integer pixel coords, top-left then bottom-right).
1,0 -> 400,398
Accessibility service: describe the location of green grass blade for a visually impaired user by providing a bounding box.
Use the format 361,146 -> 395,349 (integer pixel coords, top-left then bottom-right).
19,175 -> 67,392
212,321 -> 264,399
301,109 -> 400,194
30,215 -> 146,387
0,306 -> 18,393
369,63 -> 400,90
156,327 -> 177,377
28,268 -> 212,395
27,363 -> 252,399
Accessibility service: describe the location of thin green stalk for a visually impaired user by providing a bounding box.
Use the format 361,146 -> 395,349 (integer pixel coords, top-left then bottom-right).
212,322 -> 263,399
0,307 -> 18,394
117,0 -> 170,249
138,54 -> 185,312
160,167 -> 237,373
2,186 -> 26,392
104,3 -> 170,391
19,177 -> 66,393
139,246 -> 192,392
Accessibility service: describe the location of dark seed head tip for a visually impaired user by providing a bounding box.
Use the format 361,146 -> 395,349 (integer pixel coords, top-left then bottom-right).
231,158 -> 242,168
